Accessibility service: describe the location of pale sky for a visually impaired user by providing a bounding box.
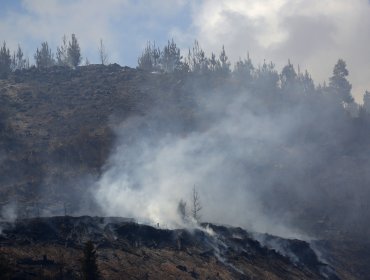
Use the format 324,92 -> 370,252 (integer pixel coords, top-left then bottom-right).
1,0 -> 369,101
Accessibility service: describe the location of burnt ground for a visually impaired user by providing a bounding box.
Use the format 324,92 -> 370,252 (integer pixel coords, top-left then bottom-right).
0,65 -> 370,279
0,216 -> 338,280
0,65 -> 193,215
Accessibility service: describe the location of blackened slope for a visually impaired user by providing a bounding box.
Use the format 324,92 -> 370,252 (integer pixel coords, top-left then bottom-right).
0,216 -> 333,279
0,65 -> 191,214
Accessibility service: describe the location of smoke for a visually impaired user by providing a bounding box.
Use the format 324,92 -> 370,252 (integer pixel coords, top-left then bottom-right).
1,201 -> 18,223
94,82 -> 315,238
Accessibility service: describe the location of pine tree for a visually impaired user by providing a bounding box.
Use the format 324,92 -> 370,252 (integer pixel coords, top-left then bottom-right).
209,52 -> 220,72
218,45 -> 230,75
255,60 -> 279,92
0,41 -> 11,78
188,40 -> 208,74
137,41 -> 161,71
12,45 -> 28,71
280,60 -> 297,90
34,42 -> 55,68
329,59 -> 353,103
363,90 -> 370,113
56,35 -> 69,66
67,34 -> 81,67
234,53 -> 254,84
298,69 -> 315,95
160,39 -> 182,73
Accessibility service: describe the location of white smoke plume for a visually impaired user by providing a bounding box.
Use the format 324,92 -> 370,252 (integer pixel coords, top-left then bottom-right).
94,87 -> 308,238
1,201 -> 18,223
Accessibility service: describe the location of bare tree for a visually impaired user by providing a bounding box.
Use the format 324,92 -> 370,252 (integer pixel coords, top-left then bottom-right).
98,39 -> 109,65
191,186 -> 202,222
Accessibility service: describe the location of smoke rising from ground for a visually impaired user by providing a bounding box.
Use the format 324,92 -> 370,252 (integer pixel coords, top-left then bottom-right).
94,80 -> 331,238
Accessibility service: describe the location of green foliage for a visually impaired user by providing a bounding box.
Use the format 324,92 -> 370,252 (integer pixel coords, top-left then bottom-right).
81,241 -> 100,280
0,41 -> 11,78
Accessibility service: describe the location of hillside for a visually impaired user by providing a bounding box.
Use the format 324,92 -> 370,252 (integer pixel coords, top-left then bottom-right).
0,65 -> 190,214
0,216 -> 339,280
1,65 -> 370,279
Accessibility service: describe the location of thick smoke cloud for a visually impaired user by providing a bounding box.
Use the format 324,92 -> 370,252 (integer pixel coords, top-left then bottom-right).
95,84 -> 323,238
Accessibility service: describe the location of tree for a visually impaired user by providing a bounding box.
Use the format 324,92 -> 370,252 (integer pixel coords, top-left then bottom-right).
67,34 -> 81,67
81,241 -> 99,280
329,59 -> 353,103
209,52 -> 220,72
363,90 -> 370,113
56,35 -> 69,66
98,39 -> 109,65
298,69 -> 315,95
280,60 -> 297,90
177,199 -> 187,223
11,44 -> 28,71
137,41 -> 161,71
234,53 -> 254,84
160,39 -> 182,73
187,40 -> 208,74
84,57 -> 90,66
34,42 -> 55,68
217,45 -> 230,75
191,186 -> 202,222
0,41 -> 11,78
255,60 -> 279,92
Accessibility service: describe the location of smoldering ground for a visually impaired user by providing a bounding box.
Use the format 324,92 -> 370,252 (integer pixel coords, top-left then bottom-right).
94,70 -> 370,239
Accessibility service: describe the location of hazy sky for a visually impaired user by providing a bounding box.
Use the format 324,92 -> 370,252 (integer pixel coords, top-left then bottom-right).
1,0 -> 369,101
